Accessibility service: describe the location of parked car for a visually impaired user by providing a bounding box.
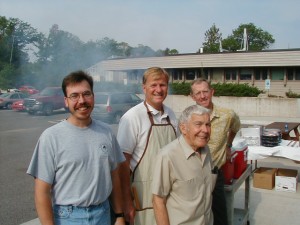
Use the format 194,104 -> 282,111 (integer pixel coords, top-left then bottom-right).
92,92 -> 142,123
7,88 -> 20,93
18,85 -> 39,95
0,92 -> 28,109
12,100 -> 26,111
24,87 -> 66,115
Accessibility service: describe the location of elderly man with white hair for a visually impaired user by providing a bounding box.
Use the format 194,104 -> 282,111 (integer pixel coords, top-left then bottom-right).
152,104 -> 217,225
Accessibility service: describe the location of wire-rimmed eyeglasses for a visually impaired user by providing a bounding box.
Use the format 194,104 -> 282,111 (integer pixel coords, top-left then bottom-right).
67,91 -> 93,102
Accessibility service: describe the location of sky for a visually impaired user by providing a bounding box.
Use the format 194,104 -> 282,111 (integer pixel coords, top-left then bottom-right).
1,0 -> 300,54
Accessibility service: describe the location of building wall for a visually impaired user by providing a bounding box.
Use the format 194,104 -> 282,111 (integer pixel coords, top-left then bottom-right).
137,94 -> 300,120
87,49 -> 300,97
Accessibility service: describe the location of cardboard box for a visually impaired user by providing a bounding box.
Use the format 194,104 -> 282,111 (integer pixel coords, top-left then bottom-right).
253,167 -> 276,190
275,168 -> 298,192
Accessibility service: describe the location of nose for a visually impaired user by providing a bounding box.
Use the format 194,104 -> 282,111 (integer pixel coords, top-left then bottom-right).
78,93 -> 85,102
201,124 -> 210,133
155,85 -> 162,92
199,92 -> 207,98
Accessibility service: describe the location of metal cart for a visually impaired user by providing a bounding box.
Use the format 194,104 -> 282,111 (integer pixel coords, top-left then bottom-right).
224,164 -> 252,225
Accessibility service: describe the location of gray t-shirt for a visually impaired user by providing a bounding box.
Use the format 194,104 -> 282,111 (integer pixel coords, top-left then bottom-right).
27,119 -> 125,207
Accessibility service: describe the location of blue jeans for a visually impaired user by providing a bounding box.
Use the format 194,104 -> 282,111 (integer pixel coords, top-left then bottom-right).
53,199 -> 110,225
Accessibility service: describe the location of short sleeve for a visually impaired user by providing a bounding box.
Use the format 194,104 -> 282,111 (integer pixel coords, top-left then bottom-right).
117,114 -> 138,154
152,152 -> 172,197
26,132 -> 56,184
110,133 -> 126,171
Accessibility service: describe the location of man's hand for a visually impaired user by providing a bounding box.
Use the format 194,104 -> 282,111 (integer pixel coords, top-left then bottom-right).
124,200 -> 135,224
115,217 -> 126,225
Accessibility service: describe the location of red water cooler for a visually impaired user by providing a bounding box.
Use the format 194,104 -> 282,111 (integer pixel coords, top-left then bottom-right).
222,150 -> 238,185
232,139 -> 248,179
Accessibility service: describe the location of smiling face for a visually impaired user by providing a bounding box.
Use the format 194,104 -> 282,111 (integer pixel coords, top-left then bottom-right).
180,113 -> 211,151
143,74 -> 168,111
64,80 -> 94,126
191,81 -> 214,110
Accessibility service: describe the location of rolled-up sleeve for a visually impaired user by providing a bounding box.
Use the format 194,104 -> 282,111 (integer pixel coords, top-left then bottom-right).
231,111 -> 241,133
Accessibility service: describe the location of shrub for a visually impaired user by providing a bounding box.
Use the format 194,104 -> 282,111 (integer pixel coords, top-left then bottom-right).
169,82 -> 191,95
169,82 -> 263,97
286,90 -> 300,98
211,83 -> 263,97
93,81 -> 264,97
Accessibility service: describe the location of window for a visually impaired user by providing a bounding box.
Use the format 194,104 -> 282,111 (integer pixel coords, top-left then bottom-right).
262,69 -> 268,80
255,69 -> 261,80
203,69 -> 209,79
296,69 -> 300,80
287,69 -> 293,80
225,69 -> 237,81
271,68 -> 284,80
240,69 -> 252,80
95,94 -> 108,104
186,70 -> 195,80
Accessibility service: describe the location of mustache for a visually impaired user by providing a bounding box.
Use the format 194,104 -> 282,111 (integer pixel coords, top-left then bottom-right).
76,102 -> 91,108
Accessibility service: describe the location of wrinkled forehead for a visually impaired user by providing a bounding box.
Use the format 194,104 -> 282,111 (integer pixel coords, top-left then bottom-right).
192,82 -> 211,91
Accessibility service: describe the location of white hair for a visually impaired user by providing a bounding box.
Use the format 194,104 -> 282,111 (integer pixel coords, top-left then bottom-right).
179,105 -> 211,125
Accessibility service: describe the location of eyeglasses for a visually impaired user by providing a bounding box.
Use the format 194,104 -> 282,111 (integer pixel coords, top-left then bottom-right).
193,90 -> 210,97
67,91 -> 93,102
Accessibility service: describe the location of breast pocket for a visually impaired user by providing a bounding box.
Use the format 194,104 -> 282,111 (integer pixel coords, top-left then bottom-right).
175,176 -> 203,201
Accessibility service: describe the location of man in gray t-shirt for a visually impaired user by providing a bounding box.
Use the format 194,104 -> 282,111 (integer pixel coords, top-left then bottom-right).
27,71 -> 126,225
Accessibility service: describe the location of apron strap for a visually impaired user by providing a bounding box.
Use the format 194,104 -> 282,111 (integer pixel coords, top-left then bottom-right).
143,101 -> 172,125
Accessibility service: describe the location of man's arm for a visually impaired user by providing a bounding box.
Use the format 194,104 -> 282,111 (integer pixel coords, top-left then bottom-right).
34,178 -> 54,225
226,131 -> 238,160
153,194 -> 170,225
119,153 -> 135,224
110,166 -> 125,225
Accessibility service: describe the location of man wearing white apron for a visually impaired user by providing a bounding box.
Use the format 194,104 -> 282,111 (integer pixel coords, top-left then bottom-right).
117,67 -> 177,225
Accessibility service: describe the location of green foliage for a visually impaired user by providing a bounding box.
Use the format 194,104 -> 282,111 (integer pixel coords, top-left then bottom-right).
222,23 -> 275,51
169,82 -> 191,95
169,82 -> 263,97
0,64 -> 16,88
286,90 -> 300,98
202,24 -> 222,53
211,83 -> 263,97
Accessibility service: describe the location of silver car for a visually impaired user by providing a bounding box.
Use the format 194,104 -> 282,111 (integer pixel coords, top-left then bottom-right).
92,92 -> 142,123
0,92 -> 28,109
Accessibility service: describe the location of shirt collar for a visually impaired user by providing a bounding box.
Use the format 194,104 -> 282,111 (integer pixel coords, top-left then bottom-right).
178,135 -> 200,159
145,102 -> 168,119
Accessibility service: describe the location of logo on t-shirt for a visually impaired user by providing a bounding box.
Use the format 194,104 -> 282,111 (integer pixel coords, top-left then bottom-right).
100,144 -> 108,153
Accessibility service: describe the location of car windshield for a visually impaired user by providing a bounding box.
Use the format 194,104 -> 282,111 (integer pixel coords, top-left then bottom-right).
1,93 -> 11,98
94,94 -> 108,104
40,88 -> 58,96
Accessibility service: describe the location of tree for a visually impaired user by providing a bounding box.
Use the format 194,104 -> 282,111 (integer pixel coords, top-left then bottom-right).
202,24 -> 222,53
129,44 -> 156,57
222,23 -> 275,51
163,48 -> 179,55
34,24 -> 86,86
0,16 -> 43,89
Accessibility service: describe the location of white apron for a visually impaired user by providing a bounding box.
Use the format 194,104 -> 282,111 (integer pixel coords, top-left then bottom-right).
131,103 -> 176,225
